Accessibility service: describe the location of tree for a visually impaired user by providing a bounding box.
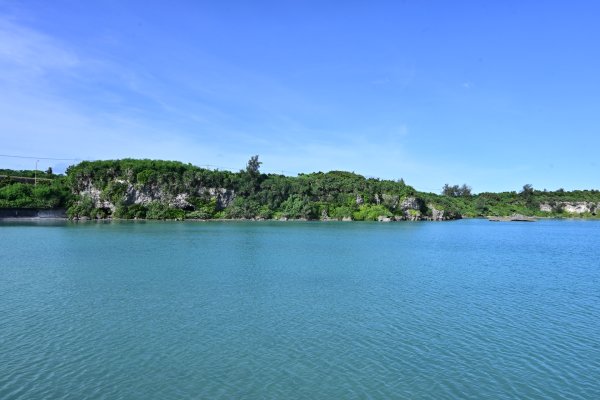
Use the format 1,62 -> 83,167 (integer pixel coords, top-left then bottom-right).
474,197 -> 488,215
239,155 -> 263,196
442,184 -> 456,196
520,184 -> 536,209
442,183 -> 471,197
459,184 -> 472,197
521,184 -> 534,196
246,155 -> 261,177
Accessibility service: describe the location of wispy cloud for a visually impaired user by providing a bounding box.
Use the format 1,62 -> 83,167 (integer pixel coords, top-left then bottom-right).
0,18 -> 79,73
0,14 -> 426,182
0,15 -> 225,169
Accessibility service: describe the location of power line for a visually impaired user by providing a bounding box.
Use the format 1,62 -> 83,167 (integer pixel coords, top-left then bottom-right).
0,154 -> 81,161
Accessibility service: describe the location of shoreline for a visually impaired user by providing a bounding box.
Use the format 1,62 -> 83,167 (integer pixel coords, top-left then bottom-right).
2,215 -> 599,223
1,208 -> 599,223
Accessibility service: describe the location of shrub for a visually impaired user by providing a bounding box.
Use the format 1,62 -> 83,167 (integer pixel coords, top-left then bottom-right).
67,195 -> 94,219
146,202 -> 185,220
353,204 -> 392,221
330,205 -> 353,219
186,210 -> 212,219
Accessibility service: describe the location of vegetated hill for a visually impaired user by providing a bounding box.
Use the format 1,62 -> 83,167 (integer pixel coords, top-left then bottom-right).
419,185 -> 600,218
2,157 -> 599,220
62,157 -> 450,220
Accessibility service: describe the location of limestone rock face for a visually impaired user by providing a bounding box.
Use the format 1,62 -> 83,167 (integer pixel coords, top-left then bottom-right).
80,184 -> 115,211
208,188 -> 235,209
77,178 -> 235,212
539,202 -> 599,214
399,196 -> 424,220
125,185 -> 159,205
381,194 -> 399,210
430,207 -> 446,221
400,196 -> 421,210
564,202 -> 597,214
427,204 -> 462,221
169,193 -> 192,209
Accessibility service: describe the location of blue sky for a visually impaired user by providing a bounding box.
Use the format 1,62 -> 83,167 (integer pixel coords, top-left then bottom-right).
1,1 -> 598,193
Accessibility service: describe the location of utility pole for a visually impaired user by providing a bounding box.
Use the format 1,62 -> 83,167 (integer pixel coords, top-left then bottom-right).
35,159 -> 38,186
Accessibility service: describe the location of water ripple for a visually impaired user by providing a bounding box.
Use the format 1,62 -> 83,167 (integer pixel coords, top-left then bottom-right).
1,220 -> 599,399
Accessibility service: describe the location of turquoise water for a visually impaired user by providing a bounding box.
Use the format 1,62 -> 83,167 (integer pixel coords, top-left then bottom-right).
1,219 -> 599,399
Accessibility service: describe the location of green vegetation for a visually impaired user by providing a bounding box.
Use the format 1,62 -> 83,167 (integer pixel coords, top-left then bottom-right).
422,183 -> 600,218
0,168 -> 55,180
441,183 -> 472,197
1,158 -> 599,220
62,157 -> 420,220
0,173 -> 71,208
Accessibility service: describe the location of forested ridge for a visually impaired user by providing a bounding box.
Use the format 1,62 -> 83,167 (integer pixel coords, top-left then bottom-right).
1,157 -> 599,220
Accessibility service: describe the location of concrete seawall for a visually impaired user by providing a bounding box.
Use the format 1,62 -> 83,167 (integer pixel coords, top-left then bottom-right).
0,208 -> 67,219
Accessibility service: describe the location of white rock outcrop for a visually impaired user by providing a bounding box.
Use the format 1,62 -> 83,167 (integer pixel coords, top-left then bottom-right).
539,202 -> 599,214
78,179 -> 235,211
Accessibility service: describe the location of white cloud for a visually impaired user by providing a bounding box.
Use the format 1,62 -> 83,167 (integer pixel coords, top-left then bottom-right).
0,18 -> 79,75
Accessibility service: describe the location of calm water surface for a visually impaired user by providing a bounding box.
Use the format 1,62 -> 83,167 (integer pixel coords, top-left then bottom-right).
1,219 -> 599,399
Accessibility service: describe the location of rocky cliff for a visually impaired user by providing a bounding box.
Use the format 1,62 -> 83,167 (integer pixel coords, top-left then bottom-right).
539,201 -> 599,215
78,178 -> 235,213
63,159 -> 464,221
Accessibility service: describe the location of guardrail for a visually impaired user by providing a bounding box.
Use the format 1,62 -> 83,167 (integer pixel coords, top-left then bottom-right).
0,175 -> 54,183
